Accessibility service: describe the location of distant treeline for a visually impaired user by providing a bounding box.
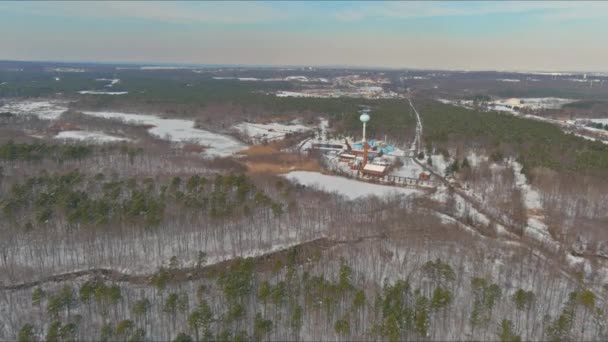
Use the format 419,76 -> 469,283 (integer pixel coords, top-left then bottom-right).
420,101 -> 608,174
0,141 -> 143,162
2,170 -> 285,229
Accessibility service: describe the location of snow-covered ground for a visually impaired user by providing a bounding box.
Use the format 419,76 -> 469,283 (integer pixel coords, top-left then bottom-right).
438,97 -> 574,114
0,100 -> 68,120
139,66 -> 189,70
574,133 -> 608,144
490,97 -> 575,111
95,78 -> 120,87
276,88 -> 403,99
586,118 -> 608,125
233,122 -> 311,143
511,161 -> 558,250
391,157 -> 424,178
285,76 -> 308,82
276,91 -> 324,98
79,111 -> 246,158
318,118 -> 329,141
284,171 -> 421,200
78,91 -> 128,95
466,151 -> 488,168
212,77 -> 260,81
428,154 -> 451,176
54,130 -> 130,143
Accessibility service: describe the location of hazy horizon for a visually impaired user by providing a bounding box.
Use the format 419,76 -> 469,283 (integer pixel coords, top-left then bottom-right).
5,57 -> 608,74
2,1 -> 608,72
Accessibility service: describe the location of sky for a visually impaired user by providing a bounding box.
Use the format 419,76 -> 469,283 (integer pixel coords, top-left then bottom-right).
1,1 -> 608,71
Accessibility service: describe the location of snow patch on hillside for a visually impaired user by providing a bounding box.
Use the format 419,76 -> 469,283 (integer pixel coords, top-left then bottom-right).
95,78 -> 120,87
511,161 -> 558,249
78,91 -> 128,95
429,154 -> 451,176
284,171 -> 421,200
276,91 -> 321,98
54,131 -> 130,143
80,111 -> 246,158
392,157 -> 425,178
233,122 -> 311,143
0,100 -> 68,120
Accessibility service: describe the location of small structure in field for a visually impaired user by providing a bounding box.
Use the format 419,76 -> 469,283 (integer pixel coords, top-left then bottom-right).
362,163 -> 388,177
339,152 -> 357,162
419,172 -> 431,181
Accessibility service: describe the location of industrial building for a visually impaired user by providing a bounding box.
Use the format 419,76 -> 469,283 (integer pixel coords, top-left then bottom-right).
307,109 -> 436,189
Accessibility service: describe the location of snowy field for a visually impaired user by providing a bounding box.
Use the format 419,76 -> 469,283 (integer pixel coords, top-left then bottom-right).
95,78 -> 120,87
390,157 -> 425,178
429,154 -> 451,176
490,97 -> 574,110
78,91 -> 128,95
79,111 -> 247,158
510,161 -> 558,250
587,118 -> 608,125
54,130 -> 130,143
439,97 -> 575,114
276,91 -> 325,98
212,77 -> 260,81
0,100 -> 246,157
574,133 -> 608,144
284,171 -> 421,200
233,122 -> 311,143
0,100 -> 68,120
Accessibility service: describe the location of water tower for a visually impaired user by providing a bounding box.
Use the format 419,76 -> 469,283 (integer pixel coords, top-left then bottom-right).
360,113 -> 370,166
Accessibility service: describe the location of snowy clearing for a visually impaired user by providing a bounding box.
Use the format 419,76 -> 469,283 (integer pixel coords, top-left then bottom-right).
466,151 -> 488,168
233,122 -> 311,143
276,91 -> 324,98
439,97 -> 574,114
284,171 -> 421,200
79,111 -> 246,158
587,118 -> 608,125
212,77 -> 260,81
574,133 -> 608,144
0,100 -> 68,120
54,130 -> 130,143
490,97 -> 574,110
95,78 -> 120,87
78,91 -> 128,95
391,157 -> 425,178
429,154 -> 451,176
511,161 -> 559,250
139,66 -> 189,70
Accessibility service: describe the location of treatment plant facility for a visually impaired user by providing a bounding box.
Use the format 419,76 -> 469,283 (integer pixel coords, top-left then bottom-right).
305,108 -> 435,189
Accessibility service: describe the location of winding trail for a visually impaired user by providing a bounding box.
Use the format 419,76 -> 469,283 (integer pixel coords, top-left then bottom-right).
0,235 -> 387,291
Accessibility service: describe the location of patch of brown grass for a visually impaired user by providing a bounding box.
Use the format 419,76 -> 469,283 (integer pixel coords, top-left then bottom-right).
245,159 -> 321,174
240,143 -> 280,157
239,141 -> 321,174
527,208 -> 544,217
183,144 -> 206,153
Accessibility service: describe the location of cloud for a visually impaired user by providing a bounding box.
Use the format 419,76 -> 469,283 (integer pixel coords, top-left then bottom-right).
334,1 -> 608,21
0,1 -> 292,25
